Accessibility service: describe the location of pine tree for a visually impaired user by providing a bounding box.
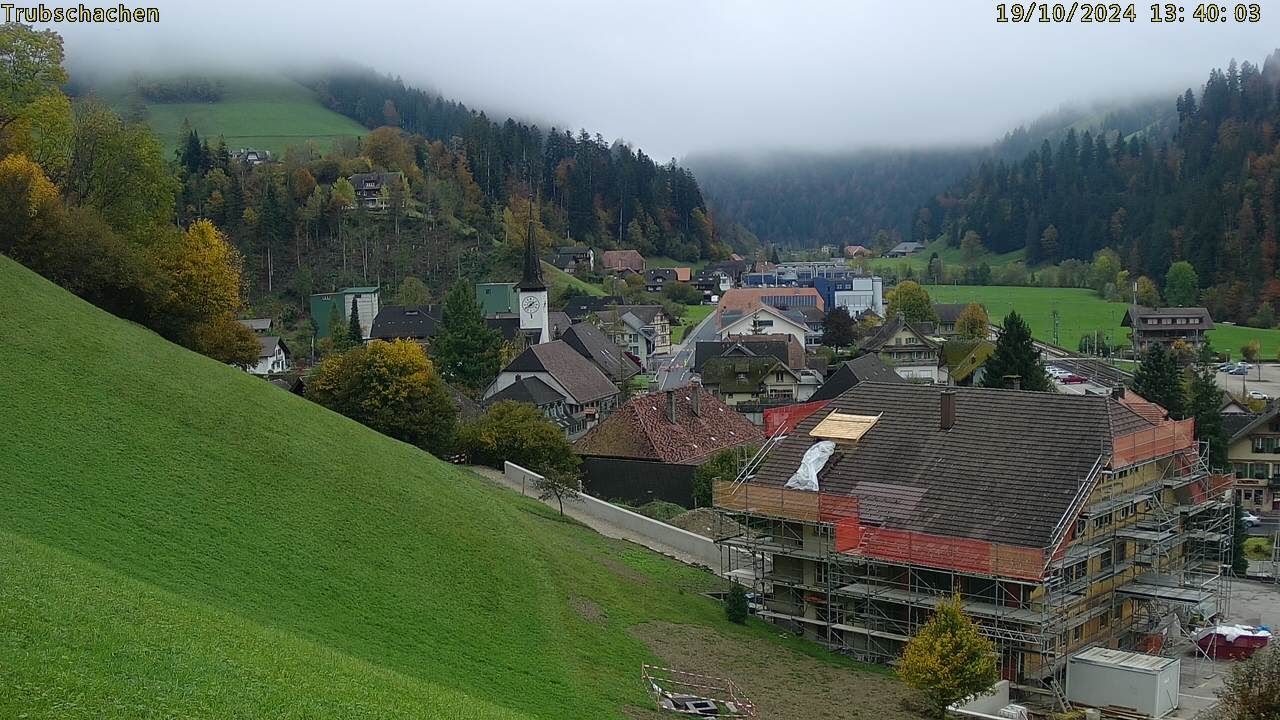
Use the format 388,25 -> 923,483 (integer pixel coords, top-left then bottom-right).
821,306 -> 856,350
430,282 -> 503,394
347,296 -> 362,345
1131,344 -> 1185,418
979,311 -> 1051,391
1185,343 -> 1227,468
724,583 -> 749,624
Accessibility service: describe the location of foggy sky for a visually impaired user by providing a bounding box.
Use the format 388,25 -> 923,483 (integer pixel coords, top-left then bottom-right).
52,0 -> 1280,160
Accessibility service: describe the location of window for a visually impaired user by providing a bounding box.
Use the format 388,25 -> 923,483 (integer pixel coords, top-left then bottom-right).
1234,463 -> 1249,479
1092,512 -> 1113,530
1100,609 -> 1112,627
1116,541 -> 1128,562
1099,549 -> 1113,570
1075,518 -> 1087,536
1251,462 -> 1270,480
1072,625 -> 1083,641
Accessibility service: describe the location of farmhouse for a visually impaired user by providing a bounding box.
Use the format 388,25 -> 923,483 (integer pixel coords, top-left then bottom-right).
600,249 -> 646,273
595,305 -> 671,357
574,387 -> 764,506
885,241 -> 925,257
1122,305 -> 1214,353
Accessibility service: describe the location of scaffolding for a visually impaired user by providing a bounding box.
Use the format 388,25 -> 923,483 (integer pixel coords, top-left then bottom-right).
714,421 -> 1234,711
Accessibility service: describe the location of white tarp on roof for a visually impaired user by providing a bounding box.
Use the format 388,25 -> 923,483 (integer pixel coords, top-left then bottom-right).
785,441 -> 835,491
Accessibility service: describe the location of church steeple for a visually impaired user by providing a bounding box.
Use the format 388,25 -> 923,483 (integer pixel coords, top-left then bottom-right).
517,205 -> 545,291
516,195 -> 549,344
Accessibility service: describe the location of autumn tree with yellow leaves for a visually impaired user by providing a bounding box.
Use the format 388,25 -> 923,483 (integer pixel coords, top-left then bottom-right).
308,340 -> 457,455
898,595 -> 999,717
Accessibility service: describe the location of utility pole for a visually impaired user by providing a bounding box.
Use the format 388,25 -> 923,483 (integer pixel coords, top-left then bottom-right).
1051,307 -> 1060,348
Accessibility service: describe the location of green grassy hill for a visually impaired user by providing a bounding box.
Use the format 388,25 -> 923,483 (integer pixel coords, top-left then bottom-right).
111,75 -> 369,157
865,239 -> 1025,275
926,284 -> 1280,357
0,256 -> 907,718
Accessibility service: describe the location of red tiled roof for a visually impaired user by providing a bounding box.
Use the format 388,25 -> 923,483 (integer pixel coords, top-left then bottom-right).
573,388 -> 765,465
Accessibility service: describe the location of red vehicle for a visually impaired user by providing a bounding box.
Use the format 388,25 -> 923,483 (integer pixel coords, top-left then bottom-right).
1062,373 -> 1087,384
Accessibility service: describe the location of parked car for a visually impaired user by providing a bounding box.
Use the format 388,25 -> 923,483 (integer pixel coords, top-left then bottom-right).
1229,365 -> 1250,375
1218,362 -> 1237,372
1062,373 -> 1087,384
1248,390 -> 1270,401
1241,511 -> 1262,528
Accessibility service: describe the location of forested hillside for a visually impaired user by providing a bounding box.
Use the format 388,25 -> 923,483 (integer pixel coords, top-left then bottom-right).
690,97 -> 1175,250
928,50 -> 1280,322
303,68 -> 730,262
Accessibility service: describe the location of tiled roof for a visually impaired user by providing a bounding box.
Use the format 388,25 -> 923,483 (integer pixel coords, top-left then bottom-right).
370,305 -> 440,340
700,356 -> 793,394
694,334 -> 805,372
859,315 -> 938,352
933,303 -> 980,324
748,383 -> 1158,549
1122,305 -> 1214,331
807,354 -> 903,402
563,295 -> 624,321
574,388 -> 764,465
561,322 -> 641,381
486,376 -> 565,407
548,311 -> 573,339
256,336 -> 288,358
502,341 -> 619,404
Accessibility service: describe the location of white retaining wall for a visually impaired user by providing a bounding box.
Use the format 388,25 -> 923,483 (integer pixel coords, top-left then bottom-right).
504,461 -> 739,572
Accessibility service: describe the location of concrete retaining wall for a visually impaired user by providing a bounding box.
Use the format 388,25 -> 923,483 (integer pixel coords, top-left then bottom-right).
504,461 -> 733,572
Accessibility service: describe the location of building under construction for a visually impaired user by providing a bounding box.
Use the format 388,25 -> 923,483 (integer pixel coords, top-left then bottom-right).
714,383 -> 1234,708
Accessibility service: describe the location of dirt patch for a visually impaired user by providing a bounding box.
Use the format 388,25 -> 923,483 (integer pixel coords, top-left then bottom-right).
630,621 -> 923,720
668,508 -> 745,539
572,596 -> 606,624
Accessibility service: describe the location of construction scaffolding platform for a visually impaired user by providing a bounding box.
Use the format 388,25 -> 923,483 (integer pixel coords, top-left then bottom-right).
714,426 -> 1235,711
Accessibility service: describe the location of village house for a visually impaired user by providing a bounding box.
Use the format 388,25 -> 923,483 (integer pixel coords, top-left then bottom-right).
715,383 -> 1231,694
237,317 -> 273,333
718,304 -> 812,348
559,322 -> 642,383
573,386 -> 765,507
694,334 -> 807,374
1227,403 -> 1280,513
596,305 -> 671,357
932,303 -> 986,338
368,305 -> 439,345
551,246 -> 594,275
940,338 -> 997,387
483,341 -> 621,438
348,171 -> 407,210
248,336 -> 291,376
858,314 -> 945,383
699,355 -> 819,407
600,249 -> 646,273
692,270 -> 732,303
1122,305 -> 1214,353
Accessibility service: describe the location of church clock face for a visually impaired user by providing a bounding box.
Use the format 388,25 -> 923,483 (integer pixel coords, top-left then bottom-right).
522,296 -> 541,316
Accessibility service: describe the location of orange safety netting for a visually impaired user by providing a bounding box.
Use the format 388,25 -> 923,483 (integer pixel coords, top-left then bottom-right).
1111,418 -> 1195,467
763,401 -> 830,436
715,481 -> 1047,581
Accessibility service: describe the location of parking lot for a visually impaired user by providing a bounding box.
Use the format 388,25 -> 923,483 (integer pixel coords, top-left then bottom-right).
1216,361 -> 1280,401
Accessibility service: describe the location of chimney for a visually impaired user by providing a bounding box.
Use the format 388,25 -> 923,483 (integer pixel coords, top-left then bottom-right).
665,389 -> 677,423
940,389 -> 956,431
1111,385 -> 1126,400
1004,374 -> 1021,391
